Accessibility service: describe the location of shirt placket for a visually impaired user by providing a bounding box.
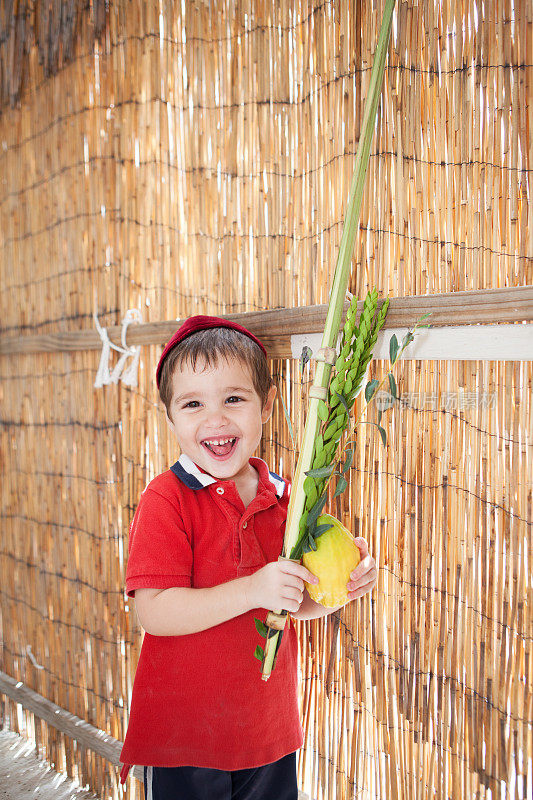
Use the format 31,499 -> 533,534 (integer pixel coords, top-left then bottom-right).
211,482 -> 277,570
239,490 -> 278,571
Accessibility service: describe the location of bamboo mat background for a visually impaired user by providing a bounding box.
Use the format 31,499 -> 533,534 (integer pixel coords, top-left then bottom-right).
0,1 -> 531,798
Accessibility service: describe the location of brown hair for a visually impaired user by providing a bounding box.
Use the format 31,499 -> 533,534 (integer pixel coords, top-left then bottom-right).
158,327 -> 273,419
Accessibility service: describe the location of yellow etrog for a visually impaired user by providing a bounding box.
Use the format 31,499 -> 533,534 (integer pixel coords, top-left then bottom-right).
302,514 -> 361,607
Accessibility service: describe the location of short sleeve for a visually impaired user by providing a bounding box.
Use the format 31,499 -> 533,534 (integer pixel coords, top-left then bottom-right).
125,486 -> 192,597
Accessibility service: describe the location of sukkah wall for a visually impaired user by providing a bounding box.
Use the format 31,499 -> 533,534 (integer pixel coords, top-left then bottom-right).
0,1 -> 531,799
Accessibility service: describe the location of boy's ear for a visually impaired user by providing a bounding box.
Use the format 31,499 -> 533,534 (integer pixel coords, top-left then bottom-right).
166,411 -> 176,436
261,384 -> 277,423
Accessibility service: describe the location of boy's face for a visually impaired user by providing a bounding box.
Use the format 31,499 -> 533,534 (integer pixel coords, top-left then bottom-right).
167,356 -> 276,487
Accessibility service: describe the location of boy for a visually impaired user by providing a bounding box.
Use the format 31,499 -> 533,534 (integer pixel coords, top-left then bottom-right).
119,315 -> 377,800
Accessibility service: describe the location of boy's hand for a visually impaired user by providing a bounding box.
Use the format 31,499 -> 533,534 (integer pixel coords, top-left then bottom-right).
245,561 -> 319,613
346,538 -> 377,600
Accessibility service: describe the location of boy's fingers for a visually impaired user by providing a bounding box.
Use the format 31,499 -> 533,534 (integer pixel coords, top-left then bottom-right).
349,556 -> 375,581
283,586 -> 304,603
287,576 -> 304,593
348,565 -> 377,590
281,561 -> 319,584
279,584 -> 304,613
354,537 -> 369,557
347,577 -> 376,600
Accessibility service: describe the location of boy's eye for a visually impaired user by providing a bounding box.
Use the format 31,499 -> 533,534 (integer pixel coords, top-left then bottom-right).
226,395 -> 243,404
183,400 -> 201,409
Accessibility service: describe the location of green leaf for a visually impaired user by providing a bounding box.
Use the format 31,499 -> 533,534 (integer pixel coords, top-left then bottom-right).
377,425 -> 387,446
365,379 -> 379,402
342,448 -> 353,473
401,331 -> 414,349
333,475 -> 348,498
254,618 -> 269,638
312,450 -> 327,469
307,534 -> 318,551
332,428 -> 344,443
388,372 -> 397,399
303,474 -> 317,494
300,346 -> 312,371
314,522 -> 334,538
291,541 -> 303,559
307,493 -> 328,526
377,409 -> 383,425
323,416 -> 343,442
335,354 -> 347,372
389,334 -> 399,364
254,645 -> 265,661
317,400 -> 329,421
305,465 -> 334,479
334,391 -> 350,414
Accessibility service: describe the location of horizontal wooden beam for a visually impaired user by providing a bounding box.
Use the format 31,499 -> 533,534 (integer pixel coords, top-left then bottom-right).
0,669 -> 143,783
0,286 -> 532,358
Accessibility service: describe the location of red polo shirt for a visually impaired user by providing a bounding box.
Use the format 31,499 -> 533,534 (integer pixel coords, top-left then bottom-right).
119,455 -> 303,781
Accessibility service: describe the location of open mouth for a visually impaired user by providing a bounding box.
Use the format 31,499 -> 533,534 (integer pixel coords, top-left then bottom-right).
201,437 -> 238,459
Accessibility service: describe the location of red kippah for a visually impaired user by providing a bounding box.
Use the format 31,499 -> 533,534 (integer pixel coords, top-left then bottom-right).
156,315 -> 268,388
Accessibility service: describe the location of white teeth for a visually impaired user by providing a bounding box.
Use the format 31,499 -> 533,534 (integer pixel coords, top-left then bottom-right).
203,437 -> 235,446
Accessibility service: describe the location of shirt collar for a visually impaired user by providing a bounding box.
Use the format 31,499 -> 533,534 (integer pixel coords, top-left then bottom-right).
170,454 -> 286,498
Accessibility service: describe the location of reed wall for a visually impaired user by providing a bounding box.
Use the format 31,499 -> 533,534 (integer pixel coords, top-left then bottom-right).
0,1 -> 531,798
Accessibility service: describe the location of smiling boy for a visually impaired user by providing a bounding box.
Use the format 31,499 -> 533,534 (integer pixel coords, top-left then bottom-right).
119,316 -> 377,800
166,351 -> 275,508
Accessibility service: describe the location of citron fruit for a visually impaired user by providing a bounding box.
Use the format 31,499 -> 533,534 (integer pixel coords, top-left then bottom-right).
302,514 -> 361,607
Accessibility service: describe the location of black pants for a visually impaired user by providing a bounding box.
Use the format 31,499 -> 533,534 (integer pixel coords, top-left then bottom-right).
143,752 -> 298,800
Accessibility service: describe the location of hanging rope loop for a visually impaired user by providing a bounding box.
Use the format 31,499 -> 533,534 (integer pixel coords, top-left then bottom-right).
94,309 -> 143,388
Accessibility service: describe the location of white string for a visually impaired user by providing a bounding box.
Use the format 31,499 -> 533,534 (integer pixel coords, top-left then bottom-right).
118,310 -> 143,387
94,309 -> 143,388
94,313 -> 113,387
26,645 -> 44,670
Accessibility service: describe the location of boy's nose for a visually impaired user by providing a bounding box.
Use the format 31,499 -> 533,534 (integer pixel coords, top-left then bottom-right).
204,407 -> 230,427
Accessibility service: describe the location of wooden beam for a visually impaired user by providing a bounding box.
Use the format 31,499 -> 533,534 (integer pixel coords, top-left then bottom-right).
0,286 -> 532,358
0,670 -> 143,783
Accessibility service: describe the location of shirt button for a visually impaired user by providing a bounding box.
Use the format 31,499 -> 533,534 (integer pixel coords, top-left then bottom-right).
216,487 -> 224,495
243,521 -> 248,529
